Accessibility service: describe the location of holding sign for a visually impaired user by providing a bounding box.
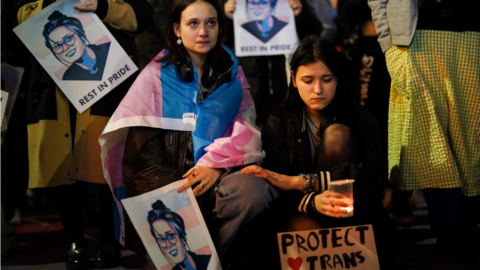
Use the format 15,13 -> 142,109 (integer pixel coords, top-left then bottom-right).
233,0 -> 298,57
13,0 -> 138,113
122,180 -> 222,270
277,225 -> 379,270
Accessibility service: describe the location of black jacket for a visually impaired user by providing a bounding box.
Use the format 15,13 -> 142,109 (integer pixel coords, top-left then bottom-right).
262,104 -> 387,215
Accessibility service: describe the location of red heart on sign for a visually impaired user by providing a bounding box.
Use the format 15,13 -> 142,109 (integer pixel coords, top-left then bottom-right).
287,257 -> 303,270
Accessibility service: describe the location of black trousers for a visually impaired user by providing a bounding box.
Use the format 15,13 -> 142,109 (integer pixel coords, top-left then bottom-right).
47,182 -> 116,248
423,188 -> 480,251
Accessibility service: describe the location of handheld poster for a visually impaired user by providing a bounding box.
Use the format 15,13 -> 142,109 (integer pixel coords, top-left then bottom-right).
122,180 -> 222,270
13,0 -> 138,113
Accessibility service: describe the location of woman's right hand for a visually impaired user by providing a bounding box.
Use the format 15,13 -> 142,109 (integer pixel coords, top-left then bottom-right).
241,165 -> 303,191
314,191 -> 351,218
224,0 -> 236,20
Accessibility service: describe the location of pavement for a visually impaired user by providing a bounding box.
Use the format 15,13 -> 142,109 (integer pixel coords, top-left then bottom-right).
1,190 -> 479,270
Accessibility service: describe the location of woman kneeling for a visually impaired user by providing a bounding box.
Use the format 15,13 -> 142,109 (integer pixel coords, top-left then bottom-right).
100,0 -> 277,259
241,35 -> 398,269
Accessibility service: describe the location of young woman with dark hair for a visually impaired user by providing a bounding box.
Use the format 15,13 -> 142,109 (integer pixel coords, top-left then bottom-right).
99,0 -> 278,263
241,35 -> 399,269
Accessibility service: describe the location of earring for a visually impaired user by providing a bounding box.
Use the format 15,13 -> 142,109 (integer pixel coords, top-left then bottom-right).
177,38 -> 182,45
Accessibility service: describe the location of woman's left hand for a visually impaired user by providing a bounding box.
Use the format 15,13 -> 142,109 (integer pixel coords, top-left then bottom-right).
177,166 -> 222,197
241,165 -> 303,191
74,0 -> 98,12
289,0 -> 302,16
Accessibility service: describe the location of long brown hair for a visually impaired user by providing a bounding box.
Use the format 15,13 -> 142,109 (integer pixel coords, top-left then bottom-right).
158,0 -> 227,72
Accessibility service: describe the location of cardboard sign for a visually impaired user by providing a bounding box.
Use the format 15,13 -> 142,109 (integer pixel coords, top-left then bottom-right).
13,0 -> 138,113
122,180 -> 222,270
277,225 -> 379,270
233,0 -> 298,57
0,90 -> 8,132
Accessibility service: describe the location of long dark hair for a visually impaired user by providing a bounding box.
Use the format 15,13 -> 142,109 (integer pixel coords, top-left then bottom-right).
283,35 -> 354,163
158,0 -> 227,72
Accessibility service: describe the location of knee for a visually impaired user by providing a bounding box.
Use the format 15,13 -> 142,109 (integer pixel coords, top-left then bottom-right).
323,124 -> 353,154
223,173 -> 278,207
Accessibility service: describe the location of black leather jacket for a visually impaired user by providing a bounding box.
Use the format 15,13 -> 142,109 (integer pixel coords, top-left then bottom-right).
262,104 -> 387,215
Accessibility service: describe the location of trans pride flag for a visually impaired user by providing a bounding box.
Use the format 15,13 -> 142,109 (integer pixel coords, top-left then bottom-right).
99,47 -> 264,245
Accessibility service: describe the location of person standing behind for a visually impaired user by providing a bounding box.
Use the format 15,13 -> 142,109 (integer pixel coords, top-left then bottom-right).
369,0 -> 480,265
223,0 -> 323,127
12,0 -> 152,269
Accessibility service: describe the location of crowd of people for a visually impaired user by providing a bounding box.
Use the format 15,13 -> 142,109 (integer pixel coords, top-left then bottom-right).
1,0 -> 479,269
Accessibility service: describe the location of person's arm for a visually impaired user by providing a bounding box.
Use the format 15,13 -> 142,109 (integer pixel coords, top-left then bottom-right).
293,0 -> 324,39
123,127 -> 183,197
367,0 -> 390,52
223,0 -> 235,50
75,0 -> 152,35
14,0 -> 54,24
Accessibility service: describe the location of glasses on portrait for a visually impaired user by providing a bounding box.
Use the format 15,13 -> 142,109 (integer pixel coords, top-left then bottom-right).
247,0 -> 269,8
50,34 -> 76,54
156,232 -> 178,248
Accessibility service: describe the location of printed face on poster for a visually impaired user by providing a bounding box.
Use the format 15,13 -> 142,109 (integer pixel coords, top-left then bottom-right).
234,0 -> 298,57
122,180 -> 222,270
13,0 -> 138,113
277,225 -> 380,270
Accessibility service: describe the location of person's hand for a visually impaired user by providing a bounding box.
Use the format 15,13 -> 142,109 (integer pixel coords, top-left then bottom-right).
177,166 -> 222,197
289,0 -> 302,16
74,0 -> 98,12
314,191 -> 351,218
224,0 -> 236,20
241,165 -> 303,191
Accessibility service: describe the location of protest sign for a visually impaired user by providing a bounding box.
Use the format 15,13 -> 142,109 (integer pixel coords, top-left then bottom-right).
0,90 -> 8,132
122,180 -> 221,270
13,0 -> 138,113
233,0 -> 298,57
277,225 -> 379,270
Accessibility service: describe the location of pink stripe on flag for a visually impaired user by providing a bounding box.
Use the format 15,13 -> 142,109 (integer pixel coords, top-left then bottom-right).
112,51 -> 165,122
176,205 -> 200,230
105,141 -> 126,189
193,244 -> 212,256
94,35 -> 111,46
72,12 -> 95,29
55,65 -> 69,80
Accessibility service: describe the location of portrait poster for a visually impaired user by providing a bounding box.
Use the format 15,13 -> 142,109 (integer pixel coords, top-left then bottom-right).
122,180 -> 222,270
13,0 -> 138,113
233,0 -> 298,57
277,225 -> 379,270
0,90 -> 8,134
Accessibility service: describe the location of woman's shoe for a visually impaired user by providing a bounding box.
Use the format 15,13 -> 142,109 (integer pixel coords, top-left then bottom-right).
65,242 -> 90,270
94,246 -> 121,269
